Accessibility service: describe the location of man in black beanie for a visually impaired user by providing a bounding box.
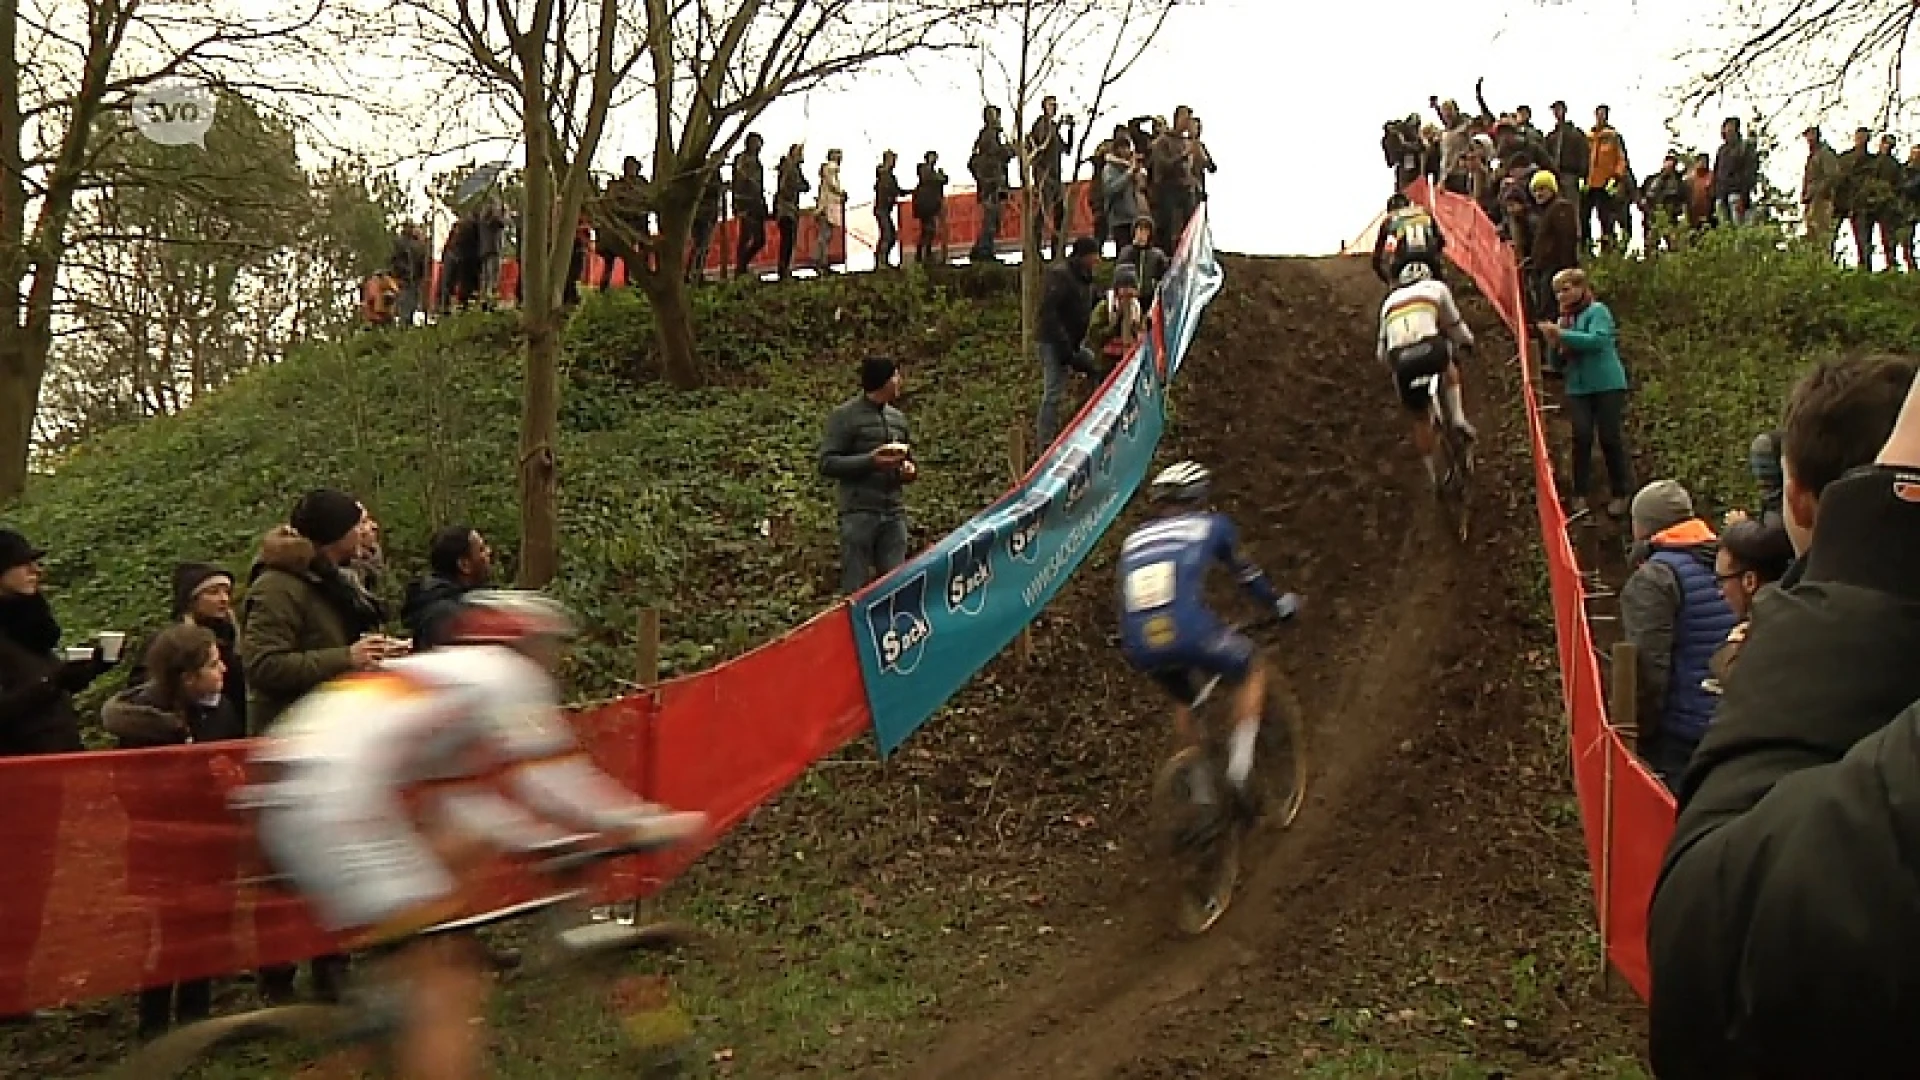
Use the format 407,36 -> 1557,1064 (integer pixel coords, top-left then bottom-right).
240,487 -> 401,1004
819,356 -> 915,593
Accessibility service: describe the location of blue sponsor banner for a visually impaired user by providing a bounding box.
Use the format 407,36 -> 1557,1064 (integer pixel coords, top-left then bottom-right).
855,206 -> 1225,755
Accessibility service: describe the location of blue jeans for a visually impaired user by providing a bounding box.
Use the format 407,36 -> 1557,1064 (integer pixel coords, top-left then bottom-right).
1718,194 -> 1752,227
1036,341 -> 1070,450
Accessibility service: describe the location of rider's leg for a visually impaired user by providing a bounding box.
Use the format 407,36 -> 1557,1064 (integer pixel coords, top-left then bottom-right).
1442,361 -> 1476,439
1411,412 -> 1439,487
394,934 -> 487,1080
1226,660 -> 1269,792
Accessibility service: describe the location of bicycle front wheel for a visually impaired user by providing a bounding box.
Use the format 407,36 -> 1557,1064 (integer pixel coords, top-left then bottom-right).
104,1004 -> 370,1080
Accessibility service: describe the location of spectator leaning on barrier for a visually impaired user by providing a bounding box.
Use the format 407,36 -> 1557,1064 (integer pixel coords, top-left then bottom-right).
1702,513 -> 1795,697
1646,362 -> 1920,1078
401,526 -> 495,650
1035,237 -> 1106,449
820,357 -> 916,594
103,623 -> 245,1041
1537,268 -> 1633,516
1620,480 -> 1737,793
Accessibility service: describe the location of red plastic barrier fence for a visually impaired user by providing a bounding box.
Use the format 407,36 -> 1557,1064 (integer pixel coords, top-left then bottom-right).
1405,179 -> 1673,1000
0,608 -> 866,1014
419,181 -> 1097,305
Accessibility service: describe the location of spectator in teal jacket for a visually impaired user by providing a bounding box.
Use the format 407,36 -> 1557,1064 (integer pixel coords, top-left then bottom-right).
1538,268 -> 1634,518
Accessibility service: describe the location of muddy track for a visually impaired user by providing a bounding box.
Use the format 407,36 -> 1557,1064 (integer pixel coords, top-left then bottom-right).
905,254 -> 1534,1078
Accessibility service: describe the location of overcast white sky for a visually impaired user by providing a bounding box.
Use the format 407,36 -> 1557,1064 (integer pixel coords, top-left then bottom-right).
357,0 -> 1839,256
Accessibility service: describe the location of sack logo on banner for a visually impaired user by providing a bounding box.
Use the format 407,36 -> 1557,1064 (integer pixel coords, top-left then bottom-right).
1051,445 -> 1096,517
867,571 -> 934,674
945,526 -> 996,615
1005,491 -> 1048,564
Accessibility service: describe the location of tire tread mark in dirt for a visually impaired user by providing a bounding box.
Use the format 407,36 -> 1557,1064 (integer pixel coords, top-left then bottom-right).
911,256 -> 1488,1080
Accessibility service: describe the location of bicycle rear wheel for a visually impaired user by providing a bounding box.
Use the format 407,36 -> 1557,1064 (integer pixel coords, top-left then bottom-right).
1257,673 -> 1310,829
1434,425 -> 1472,544
105,1004 -> 370,1080
1152,747 -> 1243,935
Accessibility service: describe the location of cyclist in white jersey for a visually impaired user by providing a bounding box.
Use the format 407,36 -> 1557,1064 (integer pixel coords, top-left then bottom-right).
246,590 -> 705,1080
1377,261 -> 1477,490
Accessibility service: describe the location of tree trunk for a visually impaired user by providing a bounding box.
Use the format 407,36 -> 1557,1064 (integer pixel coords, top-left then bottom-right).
516,313 -> 562,587
0,340 -> 36,497
636,198 -> 703,389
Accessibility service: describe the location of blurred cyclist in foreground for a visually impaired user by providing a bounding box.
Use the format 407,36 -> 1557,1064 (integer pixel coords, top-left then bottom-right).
245,590 -> 706,1080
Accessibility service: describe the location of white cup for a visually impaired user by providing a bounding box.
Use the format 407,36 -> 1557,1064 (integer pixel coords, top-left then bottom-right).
63,646 -> 94,662
96,631 -> 126,663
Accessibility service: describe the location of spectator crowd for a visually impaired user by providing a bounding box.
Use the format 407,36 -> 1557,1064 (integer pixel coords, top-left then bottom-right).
362,99 -> 1217,327
0,495 -> 498,1035
1382,78 -> 1920,1078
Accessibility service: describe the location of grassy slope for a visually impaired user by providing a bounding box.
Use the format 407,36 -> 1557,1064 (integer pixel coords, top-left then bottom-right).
13,270 -> 1027,724
2,269 -> 1063,1078
1592,228 -> 1920,509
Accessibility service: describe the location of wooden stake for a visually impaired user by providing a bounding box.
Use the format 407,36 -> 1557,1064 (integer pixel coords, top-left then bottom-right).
636,607 -> 662,689
1009,424 -> 1034,665
1597,640 -> 1638,992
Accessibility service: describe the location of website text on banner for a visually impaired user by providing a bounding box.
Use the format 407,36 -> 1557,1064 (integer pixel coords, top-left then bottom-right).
1403,178 -> 1671,1001
855,206 -> 1224,755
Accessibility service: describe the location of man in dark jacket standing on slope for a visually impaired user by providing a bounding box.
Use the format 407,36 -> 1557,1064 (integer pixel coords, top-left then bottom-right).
1619,479 -> 1737,791
1647,354 -> 1920,1077
1036,237 -> 1105,449
820,357 -> 916,594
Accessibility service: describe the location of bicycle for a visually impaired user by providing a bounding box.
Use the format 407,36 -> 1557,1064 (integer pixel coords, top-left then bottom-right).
1414,368 -> 1475,544
1149,613 -> 1309,935
106,838 -> 701,1080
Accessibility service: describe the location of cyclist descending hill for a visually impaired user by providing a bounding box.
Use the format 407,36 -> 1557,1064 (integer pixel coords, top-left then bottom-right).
243,590 -> 706,1080
1372,193 -> 1446,286
1115,462 -> 1301,810
1378,262 -> 1477,492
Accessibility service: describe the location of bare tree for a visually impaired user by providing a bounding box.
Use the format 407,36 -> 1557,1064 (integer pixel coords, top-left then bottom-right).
977,0 -> 1178,403
607,0 -> 983,392
0,0 -> 361,497
1679,1 -> 1920,127
405,0 -> 642,587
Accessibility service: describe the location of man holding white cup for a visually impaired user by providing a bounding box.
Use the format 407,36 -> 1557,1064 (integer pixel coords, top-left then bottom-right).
239,487 -> 404,1004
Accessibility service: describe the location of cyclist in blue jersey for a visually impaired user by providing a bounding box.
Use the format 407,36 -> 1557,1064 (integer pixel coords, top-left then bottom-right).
1116,461 -> 1301,803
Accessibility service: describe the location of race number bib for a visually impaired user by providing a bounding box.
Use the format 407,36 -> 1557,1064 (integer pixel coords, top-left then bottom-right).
1399,219 -> 1431,252
1123,562 -> 1177,612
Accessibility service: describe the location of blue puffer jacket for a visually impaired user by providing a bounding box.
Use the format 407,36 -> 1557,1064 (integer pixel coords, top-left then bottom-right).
1650,542 -> 1739,743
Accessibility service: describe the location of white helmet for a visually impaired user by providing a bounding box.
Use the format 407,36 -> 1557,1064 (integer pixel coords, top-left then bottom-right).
1397,261 -> 1433,286
1149,460 -> 1211,503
